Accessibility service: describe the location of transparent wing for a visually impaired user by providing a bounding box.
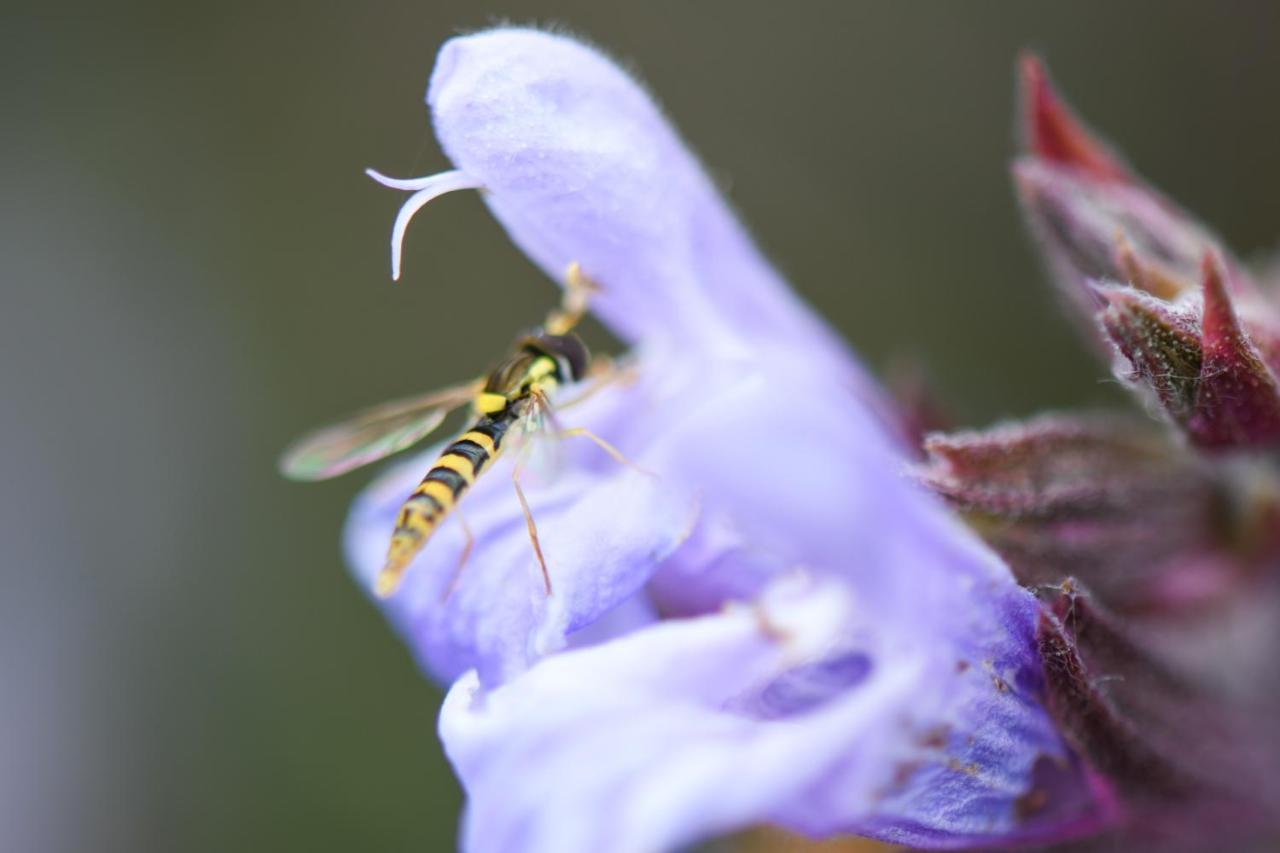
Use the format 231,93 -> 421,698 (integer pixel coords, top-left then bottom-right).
279,381 -> 481,481
508,390 -> 568,485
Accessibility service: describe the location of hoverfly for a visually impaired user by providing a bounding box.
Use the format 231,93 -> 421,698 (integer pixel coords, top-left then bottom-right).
280,264 -> 627,598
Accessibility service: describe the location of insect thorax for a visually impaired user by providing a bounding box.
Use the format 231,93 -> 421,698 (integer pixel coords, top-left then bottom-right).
483,333 -> 591,402
483,350 -> 542,399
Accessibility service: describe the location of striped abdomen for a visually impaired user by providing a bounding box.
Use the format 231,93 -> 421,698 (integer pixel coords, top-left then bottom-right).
376,415 -> 514,596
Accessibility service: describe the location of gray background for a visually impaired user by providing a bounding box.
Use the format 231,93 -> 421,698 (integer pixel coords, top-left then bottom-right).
4,2 -> 1279,850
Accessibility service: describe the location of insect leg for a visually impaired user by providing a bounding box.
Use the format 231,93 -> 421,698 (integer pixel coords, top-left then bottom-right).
558,426 -> 653,476
554,357 -> 641,413
439,510 -> 476,603
528,386 -> 650,475
545,261 -> 602,335
511,451 -> 553,595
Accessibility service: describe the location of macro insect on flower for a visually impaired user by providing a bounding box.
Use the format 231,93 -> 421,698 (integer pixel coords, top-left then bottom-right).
279,265 -> 626,598
287,24 -> 1280,853
302,27 -> 1134,853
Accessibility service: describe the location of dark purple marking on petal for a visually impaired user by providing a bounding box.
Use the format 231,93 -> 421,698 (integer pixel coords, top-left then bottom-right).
727,651 -> 874,721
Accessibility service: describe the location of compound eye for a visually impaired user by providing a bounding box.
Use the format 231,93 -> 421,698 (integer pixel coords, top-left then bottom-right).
536,333 -> 590,382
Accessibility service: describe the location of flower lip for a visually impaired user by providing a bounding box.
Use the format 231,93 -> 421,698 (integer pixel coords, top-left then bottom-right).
441,574 -> 1094,852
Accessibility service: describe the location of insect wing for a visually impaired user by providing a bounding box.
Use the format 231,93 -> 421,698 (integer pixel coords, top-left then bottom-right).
509,390 -> 567,483
279,382 -> 479,481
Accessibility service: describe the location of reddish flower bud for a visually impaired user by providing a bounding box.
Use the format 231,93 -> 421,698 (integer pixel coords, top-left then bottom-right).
919,414 -> 1271,612
1095,284 -> 1203,425
1015,57 -> 1280,451
1189,255 -> 1280,447
1012,159 -> 1218,346
1019,54 -> 1130,184
1093,257 -> 1280,450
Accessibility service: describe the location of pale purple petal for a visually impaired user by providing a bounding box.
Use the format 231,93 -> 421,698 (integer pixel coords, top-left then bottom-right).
643,351 -> 1010,610
418,28 -> 864,380
442,577 -> 1100,853
344,438 -> 698,685
646,505 -> 786,618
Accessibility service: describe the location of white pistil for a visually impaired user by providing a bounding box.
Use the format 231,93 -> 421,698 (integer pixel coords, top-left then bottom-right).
365,168 -> 482,280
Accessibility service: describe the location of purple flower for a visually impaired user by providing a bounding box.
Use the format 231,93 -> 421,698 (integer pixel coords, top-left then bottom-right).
346,28 -> 1107,850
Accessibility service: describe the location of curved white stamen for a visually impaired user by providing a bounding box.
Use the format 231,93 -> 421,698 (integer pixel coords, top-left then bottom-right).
366,168 -> 452,191
365,168 -> 481,280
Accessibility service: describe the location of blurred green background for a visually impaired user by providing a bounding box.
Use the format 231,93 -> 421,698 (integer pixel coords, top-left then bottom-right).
4,2 -> 1279,851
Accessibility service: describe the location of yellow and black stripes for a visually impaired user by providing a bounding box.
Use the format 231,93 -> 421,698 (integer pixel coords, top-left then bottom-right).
376,416 -> 514,595
373,329 -> 592,598
399,419 -> 509,537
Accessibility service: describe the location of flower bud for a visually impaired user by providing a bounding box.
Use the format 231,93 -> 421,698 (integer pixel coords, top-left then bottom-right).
1036,581 -> 1280,843
1096,256 -> 1280,450
919,414 -> 1238,612
1015,57 -> 1280,450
